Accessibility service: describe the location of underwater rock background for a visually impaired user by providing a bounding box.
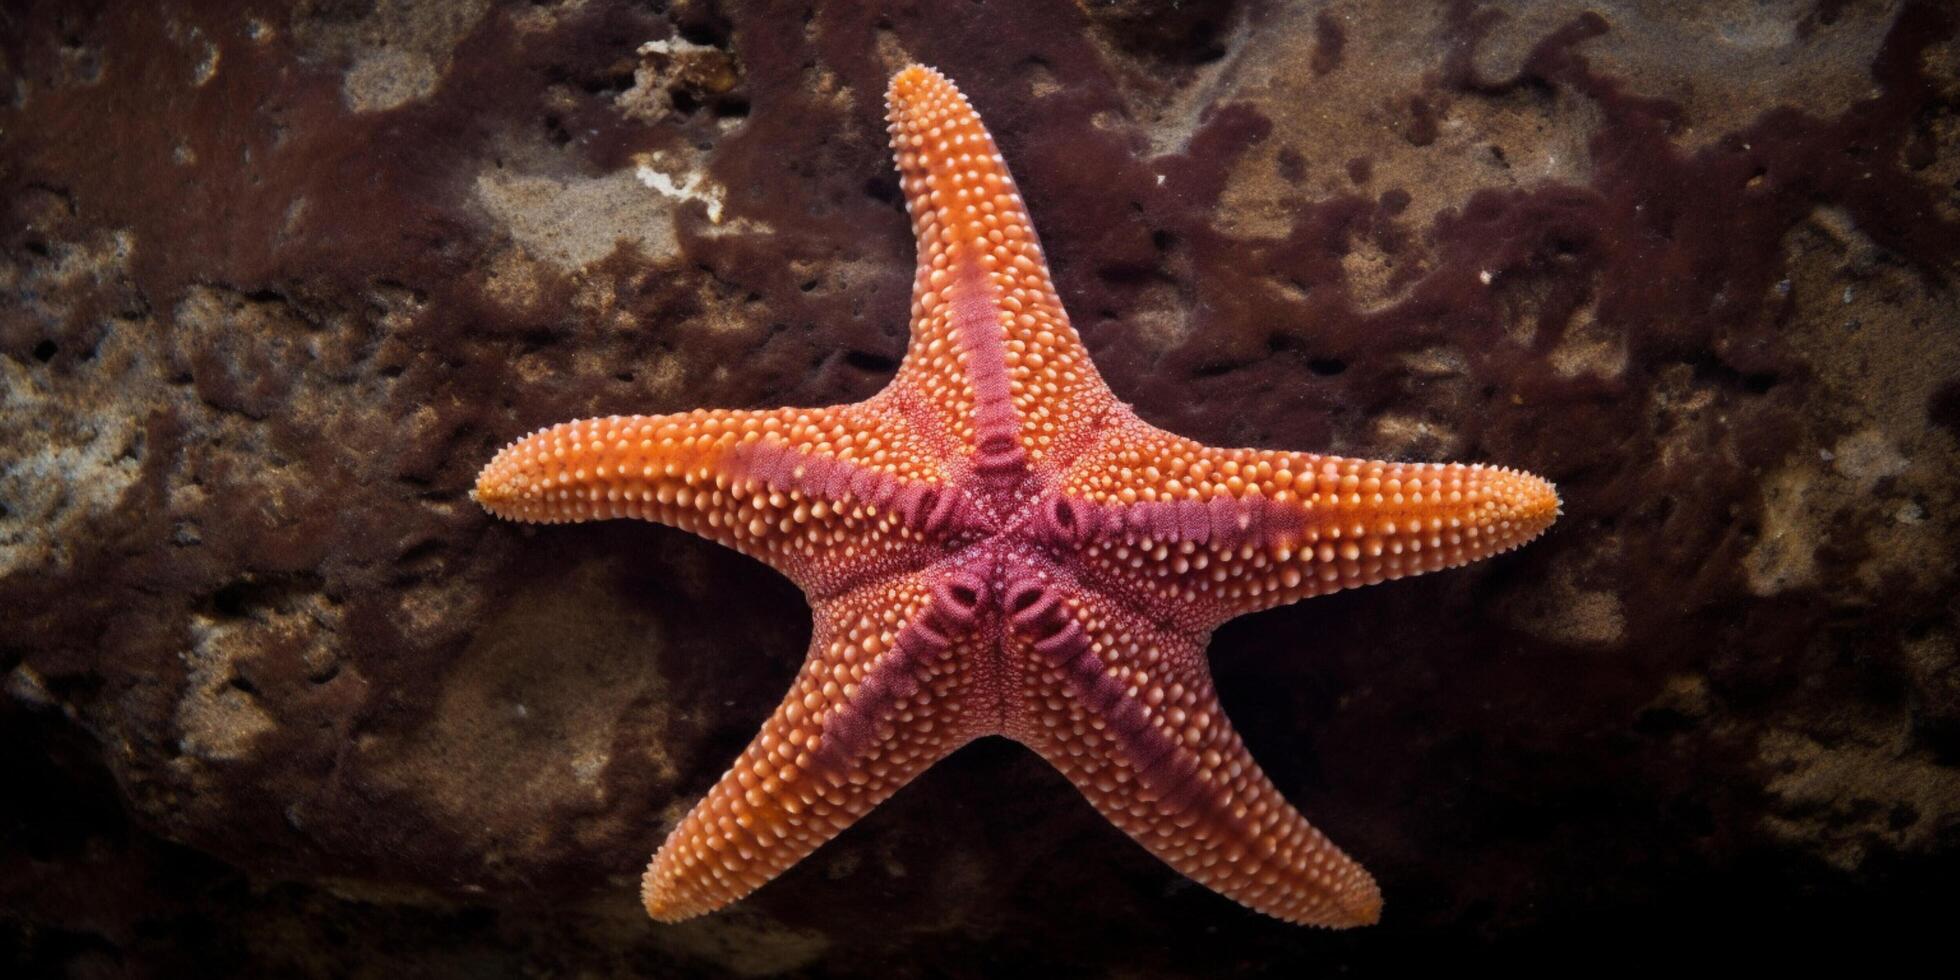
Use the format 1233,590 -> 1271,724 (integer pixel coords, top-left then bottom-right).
3,0 -> 1956,975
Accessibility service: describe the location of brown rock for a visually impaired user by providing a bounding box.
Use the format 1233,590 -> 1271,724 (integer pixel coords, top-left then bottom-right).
4,0 -> 1955,974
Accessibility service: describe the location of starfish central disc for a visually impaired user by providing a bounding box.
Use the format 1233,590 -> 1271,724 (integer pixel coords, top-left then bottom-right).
474,64 -> 1561,928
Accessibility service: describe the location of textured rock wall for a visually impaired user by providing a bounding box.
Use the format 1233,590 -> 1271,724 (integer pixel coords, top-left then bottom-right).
3,0 -> 1956,975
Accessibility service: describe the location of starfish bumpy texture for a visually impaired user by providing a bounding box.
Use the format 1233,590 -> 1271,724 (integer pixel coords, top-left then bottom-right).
475,64 -> 1560,927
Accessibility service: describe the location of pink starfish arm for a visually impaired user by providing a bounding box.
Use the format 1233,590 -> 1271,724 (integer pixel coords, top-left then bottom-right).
473,404 -> 982,594
1049,415 -> 1563,631
639,569 -> 994,921
881,66 -> 1121,475
999,558 -> 1383,926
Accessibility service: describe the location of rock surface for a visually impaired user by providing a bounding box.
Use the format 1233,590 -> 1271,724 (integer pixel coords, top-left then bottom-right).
3,0 -> 1956,975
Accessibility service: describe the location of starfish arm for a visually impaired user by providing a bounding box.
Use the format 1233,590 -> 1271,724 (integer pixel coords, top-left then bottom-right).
1049,411 -> 1561,630
883,66 -> 1119,478
999,561 -> 1381,927
640,565 -> 992,921
474,403 -> 981,591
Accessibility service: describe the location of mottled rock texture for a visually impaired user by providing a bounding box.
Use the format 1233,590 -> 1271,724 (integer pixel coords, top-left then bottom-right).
3,0 -> 1956,976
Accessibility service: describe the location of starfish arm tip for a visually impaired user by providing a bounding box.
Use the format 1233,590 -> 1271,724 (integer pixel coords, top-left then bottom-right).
887,62 -> 949,100
641,862 -> 699,924
1323,875 -> 1384,929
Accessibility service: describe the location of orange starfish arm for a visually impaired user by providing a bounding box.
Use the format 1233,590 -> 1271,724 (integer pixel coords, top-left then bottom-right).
1051,411 -> 1561,630
1002,562 -> 1380,926
884,66 -> 1119,474
474,404 -> 976,592
641,568 -> 992,920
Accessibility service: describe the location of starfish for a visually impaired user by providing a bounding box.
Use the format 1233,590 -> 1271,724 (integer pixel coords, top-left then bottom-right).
475,64 -> 1559,928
